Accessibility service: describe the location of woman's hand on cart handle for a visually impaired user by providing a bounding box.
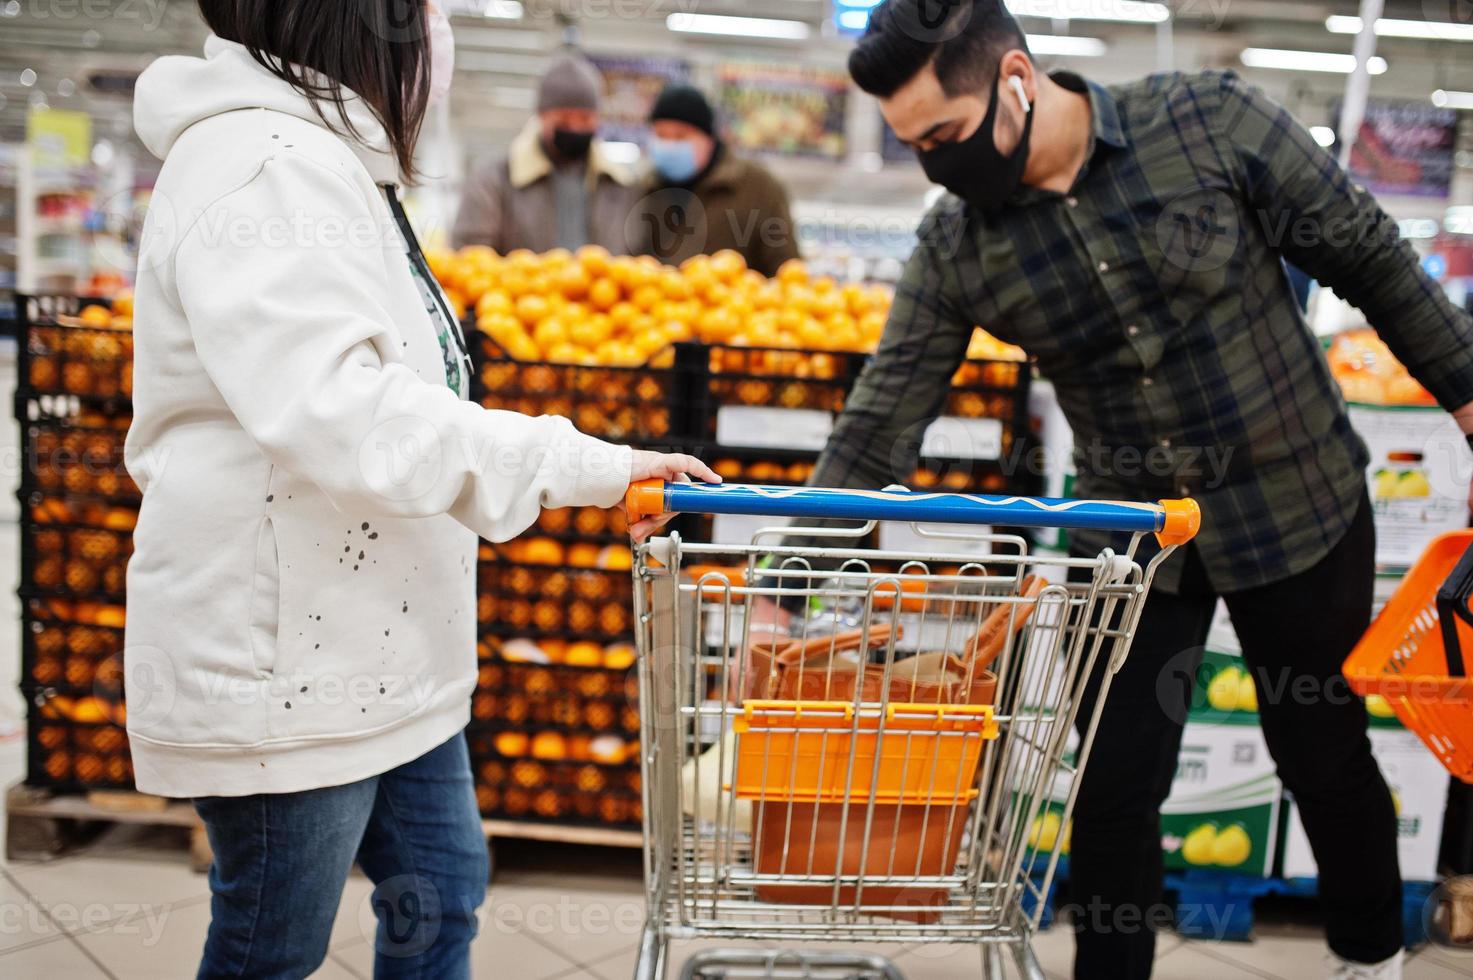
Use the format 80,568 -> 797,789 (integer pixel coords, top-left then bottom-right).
626,452 -> 722,543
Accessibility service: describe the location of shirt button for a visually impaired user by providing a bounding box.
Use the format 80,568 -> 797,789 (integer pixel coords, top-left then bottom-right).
1142,376 -> 1154,387
1178,485 -> 1191,497
1159,438 -> 1172,448
1126,324 -> 1140,337
1066,196 -> 1079,208
1098,260 -> 1110,273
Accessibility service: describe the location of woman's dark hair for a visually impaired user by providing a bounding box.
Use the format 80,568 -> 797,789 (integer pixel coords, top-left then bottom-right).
849,0 -> 1029,99
197,0 -> 431,179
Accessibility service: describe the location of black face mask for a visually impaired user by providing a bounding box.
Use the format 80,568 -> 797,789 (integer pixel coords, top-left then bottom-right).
552,128 -> 593,160
918,74 -> 1033,214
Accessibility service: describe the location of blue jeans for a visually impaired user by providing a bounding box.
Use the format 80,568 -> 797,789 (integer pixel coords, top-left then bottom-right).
193,732 -> 489,979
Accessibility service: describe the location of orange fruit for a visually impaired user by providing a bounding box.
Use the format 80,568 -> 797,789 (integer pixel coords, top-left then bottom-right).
544,342 -> 585,364
515,293 -> 551,325
596,545 -> 632,570
554,263 -> 591,300
569,316 -> 613,349
776,258 -> 809,285
531,731 -> 567,760
566,543 -> 601,567
94,605 -> 127,628
532,316 -> 570,348
709,249 -> 746,283
587,277 -> 620,312
475,289 -> 513,318
576,244 -> 612,277
589,735 -> 628,765
659,268 -> 692,300
493,732 -> 528,763
606,302 -> 638,336
78,305 -> 112,328
497,733 -> 533,754
564,641 -> 604,667
111,290 -> 134,318
602,644 -> 637,670
504,333 -> 541,361
630,284 -> 662,312
697,306 -> 739,343
521,537 -> 564,565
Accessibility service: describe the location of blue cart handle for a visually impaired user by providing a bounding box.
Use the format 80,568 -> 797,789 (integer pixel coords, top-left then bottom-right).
626,480 -> 1200,548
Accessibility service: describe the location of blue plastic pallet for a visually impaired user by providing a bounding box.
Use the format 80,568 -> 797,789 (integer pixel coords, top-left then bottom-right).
1028,866 -> 1433,948
1167,871 -> 1432,947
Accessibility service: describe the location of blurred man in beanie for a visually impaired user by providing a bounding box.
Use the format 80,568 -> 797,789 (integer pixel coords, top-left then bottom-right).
634,83 -> 799,276
453,51 -> 638,253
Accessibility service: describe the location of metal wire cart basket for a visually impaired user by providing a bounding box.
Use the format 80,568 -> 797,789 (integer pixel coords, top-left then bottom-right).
626,481 -> 1200,979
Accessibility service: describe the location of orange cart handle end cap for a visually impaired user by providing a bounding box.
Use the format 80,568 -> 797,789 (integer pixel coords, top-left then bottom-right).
625,478 -> 666,520
1156,497 -> 1201,547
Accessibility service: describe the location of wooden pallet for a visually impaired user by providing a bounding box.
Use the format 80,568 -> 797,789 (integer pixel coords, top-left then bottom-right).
7,782 -> 641,873
6,782 -> 211,870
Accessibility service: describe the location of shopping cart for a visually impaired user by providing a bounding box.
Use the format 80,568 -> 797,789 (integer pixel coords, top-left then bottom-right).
625,481 -> 1200,979
1344,530 -> 1473,780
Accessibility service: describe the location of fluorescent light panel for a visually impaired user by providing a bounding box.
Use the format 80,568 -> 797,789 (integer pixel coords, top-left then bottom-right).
1239,48 -> 1387,75
666,12 -> 811,40
1326,15 -> 1473,42
1432,90 -> 1473,110
1007,0 -> 1168,23
1026,34 -> 1107,56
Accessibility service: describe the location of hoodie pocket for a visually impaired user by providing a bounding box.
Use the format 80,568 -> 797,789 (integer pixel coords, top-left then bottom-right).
248,515 -> 283,678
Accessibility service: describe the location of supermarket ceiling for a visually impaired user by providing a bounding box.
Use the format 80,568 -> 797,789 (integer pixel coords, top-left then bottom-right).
0,0 -> 1469,163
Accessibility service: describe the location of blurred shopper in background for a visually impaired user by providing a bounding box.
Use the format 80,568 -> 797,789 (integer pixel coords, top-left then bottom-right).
634,83 -> 799,276
453,52 -> 638,253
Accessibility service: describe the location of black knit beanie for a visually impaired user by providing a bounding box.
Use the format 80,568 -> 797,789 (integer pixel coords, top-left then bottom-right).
648,83 -> 715,136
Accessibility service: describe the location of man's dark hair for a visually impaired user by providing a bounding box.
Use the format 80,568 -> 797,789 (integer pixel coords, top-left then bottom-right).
849,0 -> 1030,99
197,0 -> 431,179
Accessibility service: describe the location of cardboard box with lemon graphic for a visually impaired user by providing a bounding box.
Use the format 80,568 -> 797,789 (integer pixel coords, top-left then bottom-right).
1349,403 -> 1471,570
1161,713 -> 1281,877
1014,713 -> 1279,878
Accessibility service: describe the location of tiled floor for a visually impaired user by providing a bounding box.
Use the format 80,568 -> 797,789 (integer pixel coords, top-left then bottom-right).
0,352 -> 1471,979
3,815 -> 1473,980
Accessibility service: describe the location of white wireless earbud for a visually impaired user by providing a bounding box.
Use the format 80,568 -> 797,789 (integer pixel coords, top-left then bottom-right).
1008,75 -> 1031,114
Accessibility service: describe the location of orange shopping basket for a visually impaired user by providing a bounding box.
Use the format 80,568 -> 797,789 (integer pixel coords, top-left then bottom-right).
1344,530 -> 1473,780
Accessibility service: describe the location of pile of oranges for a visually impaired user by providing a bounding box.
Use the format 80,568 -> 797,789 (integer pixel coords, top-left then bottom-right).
1328,327 -> 1435,406
76,289 -> 133,332
427,245 -> 898,366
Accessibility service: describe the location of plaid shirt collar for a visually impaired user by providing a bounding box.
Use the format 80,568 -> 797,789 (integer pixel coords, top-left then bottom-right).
1008,71 -> 1128,208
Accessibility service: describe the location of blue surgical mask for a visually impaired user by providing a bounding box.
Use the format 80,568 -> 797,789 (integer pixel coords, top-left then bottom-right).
649,137 -> 700,183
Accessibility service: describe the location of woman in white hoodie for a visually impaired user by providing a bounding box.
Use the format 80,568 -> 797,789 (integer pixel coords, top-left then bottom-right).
127,3 -> 714,976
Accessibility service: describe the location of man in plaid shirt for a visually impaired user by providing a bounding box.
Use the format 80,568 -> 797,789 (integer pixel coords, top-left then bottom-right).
818,1 -> 1473,976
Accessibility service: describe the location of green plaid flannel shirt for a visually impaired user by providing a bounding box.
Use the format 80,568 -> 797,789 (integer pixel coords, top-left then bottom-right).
812,70 -> 1473,593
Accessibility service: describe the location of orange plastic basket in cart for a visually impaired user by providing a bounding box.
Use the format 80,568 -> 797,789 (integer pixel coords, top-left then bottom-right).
1344,530 -> 1473,781
731,699 -> 998,804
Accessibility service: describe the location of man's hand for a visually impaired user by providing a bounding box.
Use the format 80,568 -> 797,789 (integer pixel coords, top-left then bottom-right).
626,450 -> 721,543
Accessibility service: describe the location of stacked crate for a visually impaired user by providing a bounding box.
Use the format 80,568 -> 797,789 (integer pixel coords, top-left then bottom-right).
13,298 -> 1037,840
465,336 -> 693,830
682,343 -> 1035,547
17,295 -> 138,792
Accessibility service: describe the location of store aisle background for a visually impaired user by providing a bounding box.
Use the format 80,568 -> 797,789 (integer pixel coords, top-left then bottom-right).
0,348 -> 1464,979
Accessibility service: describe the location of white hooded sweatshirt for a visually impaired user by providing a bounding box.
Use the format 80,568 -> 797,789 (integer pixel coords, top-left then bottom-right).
125,36 -> 631,798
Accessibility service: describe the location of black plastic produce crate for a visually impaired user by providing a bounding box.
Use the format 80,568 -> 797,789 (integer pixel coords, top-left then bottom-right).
17,295 -> 133,419
22,420 -> 138,501
22,506 -> 132,601
471,334 -> 690,445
